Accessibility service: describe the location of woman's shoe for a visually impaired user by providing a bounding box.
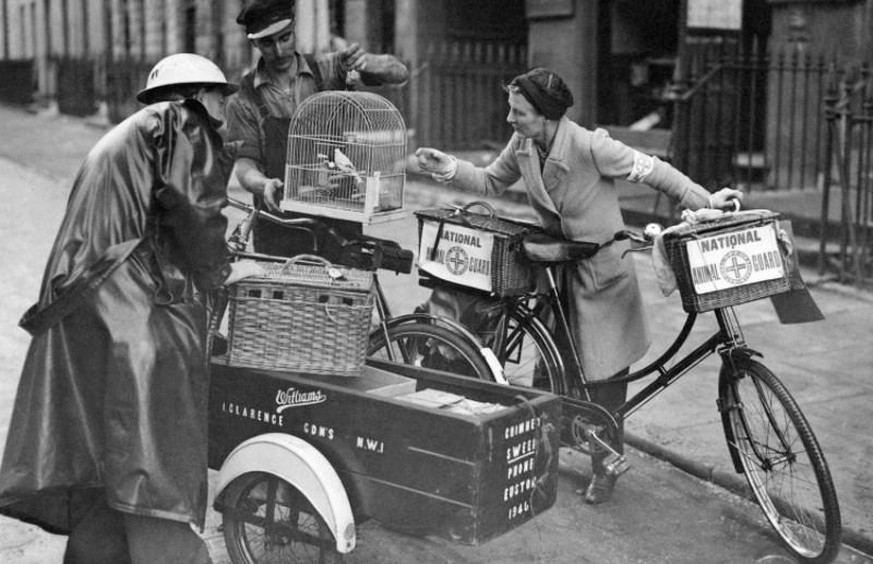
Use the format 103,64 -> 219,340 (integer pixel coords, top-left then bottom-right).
582,472 -> 617,504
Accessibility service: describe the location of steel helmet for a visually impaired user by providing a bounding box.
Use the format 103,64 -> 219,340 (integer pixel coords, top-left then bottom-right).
136,53 -> 238,104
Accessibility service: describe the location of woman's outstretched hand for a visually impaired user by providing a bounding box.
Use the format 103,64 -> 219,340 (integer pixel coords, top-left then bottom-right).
415,147 -> 453,175
709,187 -> 744,211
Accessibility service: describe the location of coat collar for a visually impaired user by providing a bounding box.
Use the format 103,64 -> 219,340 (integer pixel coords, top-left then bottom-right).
515,117 -> 572,216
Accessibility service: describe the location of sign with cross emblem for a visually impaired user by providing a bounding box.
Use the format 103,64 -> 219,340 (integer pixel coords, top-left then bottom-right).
684,223 -> 785,295
418,220 -> 496,292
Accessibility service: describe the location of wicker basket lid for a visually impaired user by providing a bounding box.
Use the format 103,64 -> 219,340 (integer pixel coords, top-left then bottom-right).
415,203 -> 541,238
249,255 -> 373,292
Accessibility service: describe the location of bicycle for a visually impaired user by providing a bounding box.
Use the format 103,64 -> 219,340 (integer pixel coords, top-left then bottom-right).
414,205 -> 842,564
213,197 -> 499,381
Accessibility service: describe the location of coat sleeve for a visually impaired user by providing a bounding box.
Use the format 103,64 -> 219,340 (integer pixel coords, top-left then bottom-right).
451,135 -> 524,197
589,128 -> 710,210
152,102 -> 231,289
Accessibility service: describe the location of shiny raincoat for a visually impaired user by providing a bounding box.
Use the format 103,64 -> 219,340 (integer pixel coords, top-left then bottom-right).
0,99 -> 233,533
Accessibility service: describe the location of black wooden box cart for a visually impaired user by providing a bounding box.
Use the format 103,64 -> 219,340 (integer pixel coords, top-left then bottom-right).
208,357 -> 561,562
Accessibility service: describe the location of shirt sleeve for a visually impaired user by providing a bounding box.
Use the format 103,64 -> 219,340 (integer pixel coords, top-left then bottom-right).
226,92 -> 264,165
590,128 -> 710,210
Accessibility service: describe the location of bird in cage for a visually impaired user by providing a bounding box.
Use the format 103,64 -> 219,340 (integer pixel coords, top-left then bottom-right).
332,147 -> 364,190
301,149 -> 365,203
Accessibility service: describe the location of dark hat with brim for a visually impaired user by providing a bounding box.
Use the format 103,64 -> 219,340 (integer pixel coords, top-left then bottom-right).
237,0 -> 295,40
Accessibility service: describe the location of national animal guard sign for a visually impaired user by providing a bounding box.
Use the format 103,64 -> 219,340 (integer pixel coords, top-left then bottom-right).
419,220 -> 495,292
684,223 -> 786,295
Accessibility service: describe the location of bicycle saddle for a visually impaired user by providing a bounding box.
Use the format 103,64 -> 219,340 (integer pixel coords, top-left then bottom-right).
522,233 -> 602,263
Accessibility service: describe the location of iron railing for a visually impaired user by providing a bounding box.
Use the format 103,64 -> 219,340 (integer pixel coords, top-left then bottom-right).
670,39 -> 834,194
821,65 -> 873,285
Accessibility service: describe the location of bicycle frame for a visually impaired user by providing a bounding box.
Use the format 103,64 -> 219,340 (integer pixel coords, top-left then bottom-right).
495,259 -> 753,423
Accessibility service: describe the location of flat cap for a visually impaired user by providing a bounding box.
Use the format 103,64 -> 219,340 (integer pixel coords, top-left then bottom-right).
237,0 -> 295,40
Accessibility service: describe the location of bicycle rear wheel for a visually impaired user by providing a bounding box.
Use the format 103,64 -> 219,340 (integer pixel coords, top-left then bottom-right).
719,358 -> 841,563
367,322 -> 494,381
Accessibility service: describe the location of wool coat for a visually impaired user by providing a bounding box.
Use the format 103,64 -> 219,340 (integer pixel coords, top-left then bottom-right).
452,117 -> 711,380
0,99 -> 233,533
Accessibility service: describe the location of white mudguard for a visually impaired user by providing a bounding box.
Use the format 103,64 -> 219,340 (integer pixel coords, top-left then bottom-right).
214,433 -> 356,554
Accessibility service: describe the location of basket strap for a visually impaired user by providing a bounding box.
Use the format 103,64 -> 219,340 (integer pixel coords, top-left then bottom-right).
428,219 -> 447,261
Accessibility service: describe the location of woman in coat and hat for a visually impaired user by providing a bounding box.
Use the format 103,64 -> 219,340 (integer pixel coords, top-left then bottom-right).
416,67 -> 742,505
0,53 -> 262,563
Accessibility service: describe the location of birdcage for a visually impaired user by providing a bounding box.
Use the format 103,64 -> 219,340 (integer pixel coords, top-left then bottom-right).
283,91 -> 407,224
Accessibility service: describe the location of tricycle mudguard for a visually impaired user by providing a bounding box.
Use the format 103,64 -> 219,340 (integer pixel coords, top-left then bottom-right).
213,432 -> 356,554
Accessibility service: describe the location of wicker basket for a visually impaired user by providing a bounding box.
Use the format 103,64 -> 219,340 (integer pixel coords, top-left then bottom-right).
663,211 -> 792,312
415,202 -> 543,297
227,255 -> 374,375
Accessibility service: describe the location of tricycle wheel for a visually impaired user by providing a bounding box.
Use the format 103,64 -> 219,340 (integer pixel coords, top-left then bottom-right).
222,471 -> 342,564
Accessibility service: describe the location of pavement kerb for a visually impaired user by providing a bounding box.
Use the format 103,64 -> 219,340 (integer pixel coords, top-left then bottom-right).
624,431 -> 873,558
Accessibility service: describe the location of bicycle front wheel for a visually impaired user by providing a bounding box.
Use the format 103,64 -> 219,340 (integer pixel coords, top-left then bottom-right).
368,322 -> 494,381
495,307 -> 565,394
222,471 -> 340,564
719,358 -> 841,563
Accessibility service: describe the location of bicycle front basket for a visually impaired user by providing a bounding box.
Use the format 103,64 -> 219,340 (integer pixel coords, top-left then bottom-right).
663,210 -> 792,312
415,202 -> 543,297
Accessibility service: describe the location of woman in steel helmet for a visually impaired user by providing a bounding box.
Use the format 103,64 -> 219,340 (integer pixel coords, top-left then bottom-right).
0,53 -> 259,563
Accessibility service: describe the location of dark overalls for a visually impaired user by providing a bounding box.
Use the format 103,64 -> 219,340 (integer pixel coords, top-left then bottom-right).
239,70 -> 362,260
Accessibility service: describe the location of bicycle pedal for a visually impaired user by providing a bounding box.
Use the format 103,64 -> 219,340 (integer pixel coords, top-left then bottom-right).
604,454 -> 630,477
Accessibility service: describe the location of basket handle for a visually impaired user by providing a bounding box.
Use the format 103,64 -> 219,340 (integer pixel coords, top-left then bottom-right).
455,200 -> 496,218
281,254 -> 332,272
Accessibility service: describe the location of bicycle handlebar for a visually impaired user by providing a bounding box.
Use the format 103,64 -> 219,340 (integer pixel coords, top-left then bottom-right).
227,196 -> 317,229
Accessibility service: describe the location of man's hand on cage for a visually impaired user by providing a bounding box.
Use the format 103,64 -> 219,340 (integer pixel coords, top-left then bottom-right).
262,178 -> 283,212
340,43 -> 369,73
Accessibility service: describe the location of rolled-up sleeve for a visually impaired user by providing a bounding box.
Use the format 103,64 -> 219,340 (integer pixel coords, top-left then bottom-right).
226,95 -> 263,164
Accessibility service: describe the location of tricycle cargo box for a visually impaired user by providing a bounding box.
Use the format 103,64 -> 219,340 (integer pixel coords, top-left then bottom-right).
226,255 -> 373,375
663,210 -> 792,312
416,202 -> 543,297
208,358 -> 560,545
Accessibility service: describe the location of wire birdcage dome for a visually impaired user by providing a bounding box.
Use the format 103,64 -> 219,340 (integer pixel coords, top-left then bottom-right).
283,91 -> 407,224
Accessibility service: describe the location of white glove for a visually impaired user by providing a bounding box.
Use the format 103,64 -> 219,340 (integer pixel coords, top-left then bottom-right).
415,147 -> 457,182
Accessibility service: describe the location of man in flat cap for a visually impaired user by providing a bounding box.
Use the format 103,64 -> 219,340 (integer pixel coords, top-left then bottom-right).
228,0 -> 409,257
